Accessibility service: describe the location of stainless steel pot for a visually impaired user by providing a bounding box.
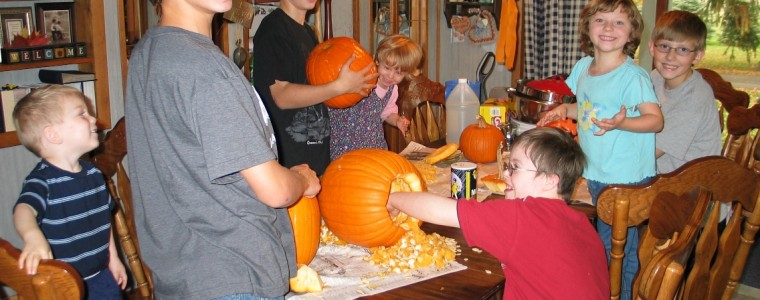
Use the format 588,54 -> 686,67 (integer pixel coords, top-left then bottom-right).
508,89 -> 576,124
515,78 -> 576,104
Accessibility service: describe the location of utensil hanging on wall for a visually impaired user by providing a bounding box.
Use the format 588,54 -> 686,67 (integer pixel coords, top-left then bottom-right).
323,0 -> 333,41
476,52 -> 495,103
232,39 -> 248,69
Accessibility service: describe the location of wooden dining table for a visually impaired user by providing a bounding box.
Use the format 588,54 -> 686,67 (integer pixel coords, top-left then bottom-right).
361,223 -> 506,300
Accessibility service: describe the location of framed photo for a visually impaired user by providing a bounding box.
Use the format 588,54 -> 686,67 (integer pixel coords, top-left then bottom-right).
0,7 -> 33,46
35,2 -> 75,45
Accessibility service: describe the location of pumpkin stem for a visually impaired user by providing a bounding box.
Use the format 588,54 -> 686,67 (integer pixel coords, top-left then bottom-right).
476,114 -> 488,128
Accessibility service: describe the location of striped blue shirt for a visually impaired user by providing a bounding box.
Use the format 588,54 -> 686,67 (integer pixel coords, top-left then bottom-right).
15,160 -> 113,279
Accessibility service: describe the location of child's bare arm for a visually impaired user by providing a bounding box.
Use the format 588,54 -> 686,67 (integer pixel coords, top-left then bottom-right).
384,113 -> 410,135
108,230 -> 127,289
13,204 -> 52,275
592,103 -> 663,135
387,192 -> 460,228
537,103 -> 577,126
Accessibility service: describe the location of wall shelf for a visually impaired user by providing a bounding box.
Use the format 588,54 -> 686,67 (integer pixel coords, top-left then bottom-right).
443,1 -> 501,30
0,0 -> 111,149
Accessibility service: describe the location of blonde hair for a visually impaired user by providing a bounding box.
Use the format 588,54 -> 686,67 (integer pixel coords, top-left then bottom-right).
579,0 -> 644,58
374,34 -> 423,77
651,10 -> 707,51
13,85 -> 88,156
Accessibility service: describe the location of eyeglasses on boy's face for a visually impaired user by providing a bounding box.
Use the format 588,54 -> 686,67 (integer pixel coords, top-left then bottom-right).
505,163 -> 539,176
654,43 -> 697,56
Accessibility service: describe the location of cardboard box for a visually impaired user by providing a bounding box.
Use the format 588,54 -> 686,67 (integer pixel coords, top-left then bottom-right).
479,98 -> 517,126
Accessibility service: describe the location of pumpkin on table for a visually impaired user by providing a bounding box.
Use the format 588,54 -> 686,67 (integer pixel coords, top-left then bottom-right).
287,196 -> 321,265
305,37 -> 377,108
460,116 -> 505,163
318,149 -> 426,248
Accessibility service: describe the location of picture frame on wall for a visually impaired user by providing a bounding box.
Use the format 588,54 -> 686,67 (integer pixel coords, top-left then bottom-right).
0,7 -> 33,46
35,2 -> 75,45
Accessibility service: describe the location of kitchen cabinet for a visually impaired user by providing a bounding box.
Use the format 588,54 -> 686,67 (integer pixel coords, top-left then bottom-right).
0,0 -> 111,148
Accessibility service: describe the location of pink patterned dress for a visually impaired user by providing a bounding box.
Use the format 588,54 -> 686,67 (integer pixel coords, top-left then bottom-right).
328,85 -> 395,160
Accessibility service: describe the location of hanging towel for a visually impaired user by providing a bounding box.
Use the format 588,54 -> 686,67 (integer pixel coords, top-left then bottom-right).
495,0 -> 518,69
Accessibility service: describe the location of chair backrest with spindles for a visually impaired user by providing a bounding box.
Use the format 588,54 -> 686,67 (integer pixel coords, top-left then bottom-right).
89,117 -> 153,298
597,156 -> 760,300
632,187 -> 712,300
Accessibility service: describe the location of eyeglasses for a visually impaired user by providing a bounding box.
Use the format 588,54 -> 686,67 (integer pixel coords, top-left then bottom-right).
654,43 -> 697,56
505,163 -> 539,176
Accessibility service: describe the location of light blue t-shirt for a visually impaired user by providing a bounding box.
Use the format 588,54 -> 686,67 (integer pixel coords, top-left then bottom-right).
567,56 -> 659,184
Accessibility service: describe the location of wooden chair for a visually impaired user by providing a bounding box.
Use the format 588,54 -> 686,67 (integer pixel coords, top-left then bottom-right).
695,68 -> 751,163
384,74 -> 447,152
724,103 -> 760,172
597,156 -> 760,300
90,117 -> 153,299
695,68 -> 749,132
0,237 -> 84,300
632,187 -> 713,300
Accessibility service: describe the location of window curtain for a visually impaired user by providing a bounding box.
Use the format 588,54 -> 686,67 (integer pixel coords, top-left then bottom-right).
523,0 -> 588,80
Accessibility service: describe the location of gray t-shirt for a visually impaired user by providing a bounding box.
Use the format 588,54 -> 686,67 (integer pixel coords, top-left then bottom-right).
652,70 -> 722,173
125,26 -> 294,299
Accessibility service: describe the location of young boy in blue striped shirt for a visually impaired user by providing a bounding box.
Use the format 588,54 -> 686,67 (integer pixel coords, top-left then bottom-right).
12,84 -> 126,299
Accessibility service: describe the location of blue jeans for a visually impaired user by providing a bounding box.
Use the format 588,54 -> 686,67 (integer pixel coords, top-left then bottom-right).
213,294 -> 284,300
84,269 -> 122,300
589,178 -> 651,300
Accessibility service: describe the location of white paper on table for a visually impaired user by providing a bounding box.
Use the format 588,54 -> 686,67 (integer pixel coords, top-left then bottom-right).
398,141 -> 436,156
286,244 -> 467,300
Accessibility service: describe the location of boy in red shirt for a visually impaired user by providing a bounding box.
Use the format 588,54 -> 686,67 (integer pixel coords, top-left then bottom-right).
388,127 -> 609,299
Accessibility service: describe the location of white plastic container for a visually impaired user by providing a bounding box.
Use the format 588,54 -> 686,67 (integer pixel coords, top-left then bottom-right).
446,78 -> 481,144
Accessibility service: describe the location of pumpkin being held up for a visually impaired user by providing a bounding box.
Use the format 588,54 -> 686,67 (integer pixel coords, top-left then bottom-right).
306,37 -> 378,108
460,115 -> 505,163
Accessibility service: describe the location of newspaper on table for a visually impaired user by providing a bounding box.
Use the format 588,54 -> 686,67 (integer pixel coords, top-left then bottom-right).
286,244 -> 466,299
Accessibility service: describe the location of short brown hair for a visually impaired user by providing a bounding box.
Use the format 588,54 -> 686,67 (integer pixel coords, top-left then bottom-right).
651,10 -> 707,51
579,0 -> 644,58
374,34 -> 423,77
512,127 -> 586,200
13,85 -> 88,156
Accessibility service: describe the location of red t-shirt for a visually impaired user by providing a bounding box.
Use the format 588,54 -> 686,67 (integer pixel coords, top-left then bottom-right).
458,197 -> 609,299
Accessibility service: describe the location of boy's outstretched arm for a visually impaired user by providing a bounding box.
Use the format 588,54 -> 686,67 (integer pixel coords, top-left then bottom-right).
108,230 -> 127,289
592,103 -> 663,135
387,192 -> 460,228
13,204 -> 52,275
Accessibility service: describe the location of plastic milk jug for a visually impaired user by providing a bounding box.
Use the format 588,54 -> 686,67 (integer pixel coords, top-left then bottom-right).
446,78 -> 480,144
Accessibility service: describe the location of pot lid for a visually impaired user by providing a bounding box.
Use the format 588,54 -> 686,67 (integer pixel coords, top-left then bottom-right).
525,75 -> 574,97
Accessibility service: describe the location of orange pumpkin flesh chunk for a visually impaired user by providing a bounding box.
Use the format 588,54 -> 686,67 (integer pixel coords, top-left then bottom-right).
289,264 -> 323,293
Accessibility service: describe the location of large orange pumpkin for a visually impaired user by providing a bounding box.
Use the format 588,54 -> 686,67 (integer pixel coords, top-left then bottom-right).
460,116 -> 505,163
306,37 -> 377,108
318,149 -> 426,248
288,196 -> 321,265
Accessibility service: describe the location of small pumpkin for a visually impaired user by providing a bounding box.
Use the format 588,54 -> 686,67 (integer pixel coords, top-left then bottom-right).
459,116 -> 505,163
288,196 -> 321,265
318,149 -> 426,248
543,118 -> 578,137
306,37 -> 378,108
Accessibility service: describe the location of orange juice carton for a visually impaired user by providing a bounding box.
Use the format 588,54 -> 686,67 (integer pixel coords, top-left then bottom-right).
479,98 -> 517,126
